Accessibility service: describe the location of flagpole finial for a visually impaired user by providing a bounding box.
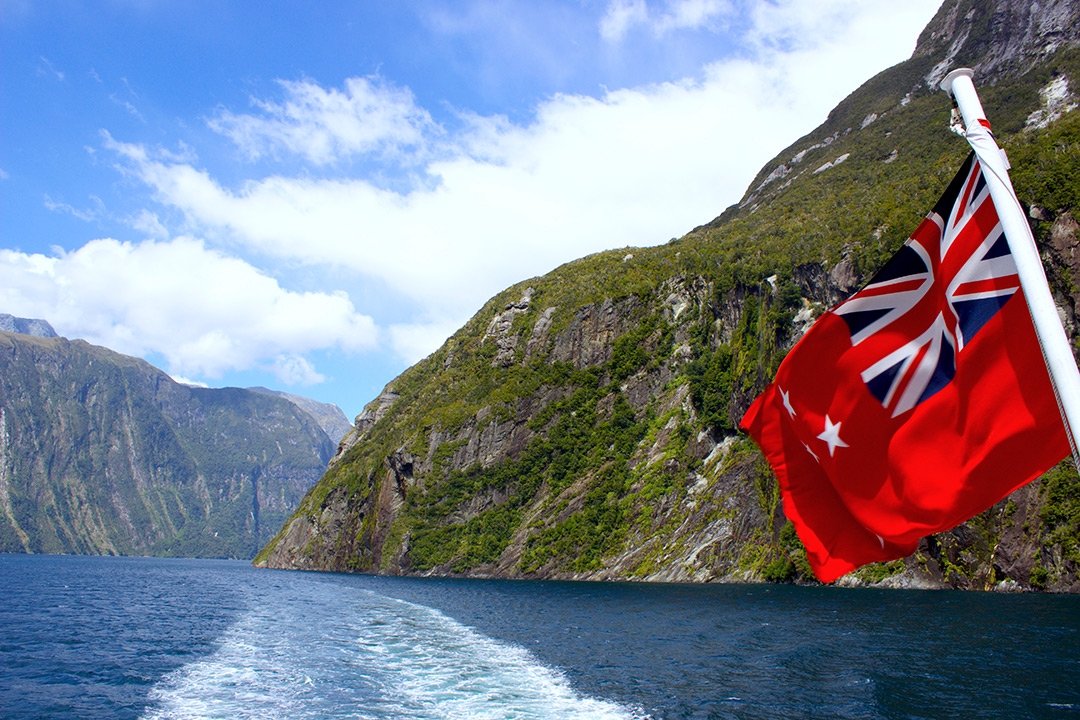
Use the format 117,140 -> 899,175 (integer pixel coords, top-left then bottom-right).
941,68 -> 974,98
941,69 -> 989,132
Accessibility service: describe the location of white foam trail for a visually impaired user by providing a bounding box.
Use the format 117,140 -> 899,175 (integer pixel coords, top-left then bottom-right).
142,578 -> 648,720
352,594 -> 645,719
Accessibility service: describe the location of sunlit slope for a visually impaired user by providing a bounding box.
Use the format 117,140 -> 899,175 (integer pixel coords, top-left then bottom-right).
259,0 -> 1080,590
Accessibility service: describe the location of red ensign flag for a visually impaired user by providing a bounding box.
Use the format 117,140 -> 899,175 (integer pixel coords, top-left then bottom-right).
740,152 -> 1071,583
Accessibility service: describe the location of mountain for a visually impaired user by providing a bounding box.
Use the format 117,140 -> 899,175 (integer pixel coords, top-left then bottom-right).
0,330 -> 336,559
0,314 -> 57,339
256,0 -> 1080,591
248,386 -> 354,444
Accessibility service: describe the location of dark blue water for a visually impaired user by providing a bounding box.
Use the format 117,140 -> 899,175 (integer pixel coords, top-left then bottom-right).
1,555 -> 1078,719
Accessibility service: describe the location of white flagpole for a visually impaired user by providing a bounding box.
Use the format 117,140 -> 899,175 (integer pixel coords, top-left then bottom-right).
942,68 -> 1080,452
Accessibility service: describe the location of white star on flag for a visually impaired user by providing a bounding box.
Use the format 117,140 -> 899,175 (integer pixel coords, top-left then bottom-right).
780,388 -> 796,417
817,415 -> 850,457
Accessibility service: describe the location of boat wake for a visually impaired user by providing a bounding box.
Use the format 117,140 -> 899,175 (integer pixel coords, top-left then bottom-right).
142,576 -> 648,719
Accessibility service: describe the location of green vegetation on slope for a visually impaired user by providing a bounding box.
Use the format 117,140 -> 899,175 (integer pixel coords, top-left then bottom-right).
0,333 -> 334,559
260,3 -> 1080,589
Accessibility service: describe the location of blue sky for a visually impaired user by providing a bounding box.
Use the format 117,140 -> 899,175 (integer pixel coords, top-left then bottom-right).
0,0 -> 941,420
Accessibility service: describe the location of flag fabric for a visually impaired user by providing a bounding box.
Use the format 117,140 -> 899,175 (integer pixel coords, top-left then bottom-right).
739,152 -> 1071,583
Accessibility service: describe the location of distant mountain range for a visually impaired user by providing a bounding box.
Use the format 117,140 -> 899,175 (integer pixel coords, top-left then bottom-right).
0,319 -> 344,559
257,0 -> 1080,591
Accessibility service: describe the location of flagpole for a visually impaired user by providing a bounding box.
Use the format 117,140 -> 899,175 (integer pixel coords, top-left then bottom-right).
942,68 -> 1080,453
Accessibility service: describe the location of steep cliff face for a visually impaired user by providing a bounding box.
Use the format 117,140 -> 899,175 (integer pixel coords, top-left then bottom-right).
258,279 -> 784,581
0,331 -> 335,558
914,0 -> 1080,84
258,0 -> 1080,591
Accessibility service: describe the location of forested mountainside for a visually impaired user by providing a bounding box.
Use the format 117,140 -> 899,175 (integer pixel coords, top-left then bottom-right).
248,386 -> 353,444
0,331 -> 335,559
257,0 -> 1080,591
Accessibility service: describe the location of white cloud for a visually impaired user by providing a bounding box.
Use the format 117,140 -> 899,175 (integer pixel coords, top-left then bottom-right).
748,0 -> 890,52
104,71 -> 796,324
600,0 -> 648,41
89,0 -> 939,364
37,56 -> 64,81
170,374 -> 209,388
127,209 -> 169,238
272,354 -> 326,386
600,0 -> 732,41
0,237 -> 377,382
207,77 -> 436,165
388,318 -> 470,365
109,93 -> 145,122
43,194 -> 106,222
654,0 -> 732,33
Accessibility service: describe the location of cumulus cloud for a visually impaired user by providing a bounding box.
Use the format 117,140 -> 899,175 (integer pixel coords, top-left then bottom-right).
0,237 -> 377,382
105,71 -> 795,325
86,0 -> 939,365
207,77 -> 436,165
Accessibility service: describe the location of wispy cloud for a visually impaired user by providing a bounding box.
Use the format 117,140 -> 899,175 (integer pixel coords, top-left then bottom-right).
600,0 -> 647,42
37,55 -> 64,81
600,0 -> 733,41
109,93 -> 145,122
207,77 -> 437,166
43,194 -> 106,222
272,354 -> 326,385
127,209 -> 169,238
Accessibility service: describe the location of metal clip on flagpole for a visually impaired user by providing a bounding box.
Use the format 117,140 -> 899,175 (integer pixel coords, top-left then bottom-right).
942,68 -> 1080,462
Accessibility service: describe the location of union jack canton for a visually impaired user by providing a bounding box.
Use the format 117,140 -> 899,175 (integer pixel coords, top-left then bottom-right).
834,154 -> 1020,418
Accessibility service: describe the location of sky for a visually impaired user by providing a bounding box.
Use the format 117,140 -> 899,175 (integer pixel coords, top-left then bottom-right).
0,0 -> 943,420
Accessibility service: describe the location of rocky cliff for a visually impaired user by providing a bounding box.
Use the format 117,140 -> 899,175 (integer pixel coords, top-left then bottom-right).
0,331 -> 336,558
0,314 -> 57,338
257,0 -> 1080,591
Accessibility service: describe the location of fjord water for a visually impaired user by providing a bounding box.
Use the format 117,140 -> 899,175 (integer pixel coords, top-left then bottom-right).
2,555 -> 1078,719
